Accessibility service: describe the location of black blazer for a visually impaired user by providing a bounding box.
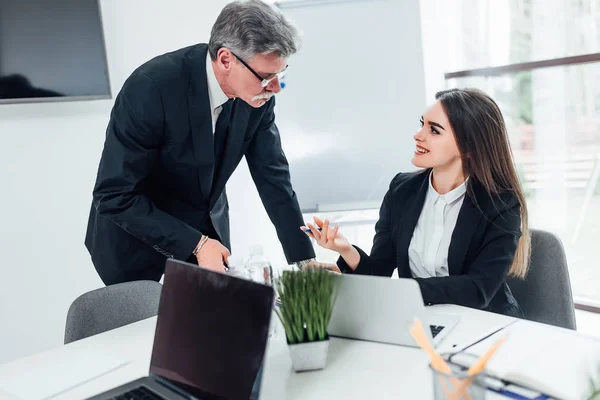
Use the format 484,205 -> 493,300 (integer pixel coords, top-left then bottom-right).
85,44 -> 314,285
338,170 -> 524,318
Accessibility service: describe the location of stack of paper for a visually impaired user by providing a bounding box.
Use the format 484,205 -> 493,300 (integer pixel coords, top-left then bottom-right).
455,320 -> 600,400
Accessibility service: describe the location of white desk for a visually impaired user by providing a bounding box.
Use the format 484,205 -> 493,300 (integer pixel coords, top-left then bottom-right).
262,305 -> 516,399
0,305 -> 516,399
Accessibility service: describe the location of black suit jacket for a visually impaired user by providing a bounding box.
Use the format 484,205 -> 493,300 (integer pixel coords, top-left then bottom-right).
85,44 -> 314,285
338,170 -> 524,317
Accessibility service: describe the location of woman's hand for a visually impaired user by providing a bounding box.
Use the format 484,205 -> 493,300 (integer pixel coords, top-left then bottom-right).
301,216 -> 352,254
301,216 -> 361,271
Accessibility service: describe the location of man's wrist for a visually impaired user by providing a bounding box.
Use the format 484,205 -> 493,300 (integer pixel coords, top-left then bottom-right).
193,235 -> 209,256
294,258 -> 316,270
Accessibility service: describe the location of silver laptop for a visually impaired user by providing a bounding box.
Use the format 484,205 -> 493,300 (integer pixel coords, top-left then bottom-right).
328,275 -> 459,347
89,258 -> 274,400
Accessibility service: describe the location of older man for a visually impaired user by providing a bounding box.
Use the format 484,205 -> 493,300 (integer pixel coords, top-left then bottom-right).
86,0 -> 315,285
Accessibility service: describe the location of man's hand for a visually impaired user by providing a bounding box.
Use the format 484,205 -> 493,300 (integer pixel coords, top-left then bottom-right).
195,238 -> 231,273
306,260 -> 341,274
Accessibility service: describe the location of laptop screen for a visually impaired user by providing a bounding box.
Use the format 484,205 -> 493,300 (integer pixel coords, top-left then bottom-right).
149,259 -> 274,400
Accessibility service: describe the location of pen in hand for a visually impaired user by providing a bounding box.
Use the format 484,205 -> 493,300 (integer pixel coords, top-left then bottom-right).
302,227 -> 322,233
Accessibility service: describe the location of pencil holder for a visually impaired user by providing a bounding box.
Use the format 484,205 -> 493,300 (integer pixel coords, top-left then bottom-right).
429,353 -> 487,400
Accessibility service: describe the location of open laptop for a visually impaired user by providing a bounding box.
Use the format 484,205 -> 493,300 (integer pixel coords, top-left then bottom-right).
328,275 -> 459,347
89,258 -> 274,400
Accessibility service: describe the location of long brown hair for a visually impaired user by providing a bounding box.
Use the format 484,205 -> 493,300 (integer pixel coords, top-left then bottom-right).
435,88 -> 530,278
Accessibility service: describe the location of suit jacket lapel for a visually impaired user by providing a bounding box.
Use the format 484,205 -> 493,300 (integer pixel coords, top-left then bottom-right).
396,173 -> 429,278
186,45 -> 215,201
447,185 -> 483,276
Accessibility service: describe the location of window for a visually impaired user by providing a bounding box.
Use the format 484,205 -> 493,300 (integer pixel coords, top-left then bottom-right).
436,0 -> 600,71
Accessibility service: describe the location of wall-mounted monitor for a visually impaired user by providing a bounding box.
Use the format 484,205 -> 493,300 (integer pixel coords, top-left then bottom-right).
0,0 -> 111,104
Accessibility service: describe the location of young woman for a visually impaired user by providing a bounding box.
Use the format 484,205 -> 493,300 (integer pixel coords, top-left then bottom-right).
302,88 -> 530,317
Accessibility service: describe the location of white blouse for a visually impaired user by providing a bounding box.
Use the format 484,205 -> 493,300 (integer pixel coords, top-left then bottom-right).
408,172 -> 468,278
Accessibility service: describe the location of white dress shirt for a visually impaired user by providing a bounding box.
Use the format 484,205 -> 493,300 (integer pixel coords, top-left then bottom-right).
205,53 -> 230,133
407,172 -> 468,278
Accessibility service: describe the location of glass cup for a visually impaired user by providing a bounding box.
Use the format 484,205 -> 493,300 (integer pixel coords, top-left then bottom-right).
430,353 -> 487,400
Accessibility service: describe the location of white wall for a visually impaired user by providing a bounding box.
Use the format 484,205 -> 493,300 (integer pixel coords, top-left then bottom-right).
0,0 -> 289,365
0,100 -> 110,364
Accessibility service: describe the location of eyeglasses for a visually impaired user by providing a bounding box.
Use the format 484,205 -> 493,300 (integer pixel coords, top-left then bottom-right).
231,51 -> 288,88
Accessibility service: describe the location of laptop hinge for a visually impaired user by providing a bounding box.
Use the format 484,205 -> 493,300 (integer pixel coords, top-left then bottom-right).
150,373 -> 199,400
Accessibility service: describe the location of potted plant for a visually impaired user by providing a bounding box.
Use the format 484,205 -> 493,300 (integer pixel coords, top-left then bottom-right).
274,266 -> 339,372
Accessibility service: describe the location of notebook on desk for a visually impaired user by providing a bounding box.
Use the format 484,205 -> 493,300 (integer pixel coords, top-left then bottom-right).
452,320 -> 600,400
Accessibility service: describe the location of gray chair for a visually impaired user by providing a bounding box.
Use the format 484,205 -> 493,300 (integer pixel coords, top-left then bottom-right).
64,280 -> 162,344
507,229 -> 577,330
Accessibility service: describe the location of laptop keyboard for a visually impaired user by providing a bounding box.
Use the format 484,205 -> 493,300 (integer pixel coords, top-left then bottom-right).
430,325 -> 445,338
111,386 -> 166,400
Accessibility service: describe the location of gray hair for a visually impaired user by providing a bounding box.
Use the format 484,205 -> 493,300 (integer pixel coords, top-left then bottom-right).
208,0 -> 301,61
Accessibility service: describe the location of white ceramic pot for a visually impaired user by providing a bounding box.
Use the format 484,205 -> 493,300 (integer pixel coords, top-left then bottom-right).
287,338 -> 330,372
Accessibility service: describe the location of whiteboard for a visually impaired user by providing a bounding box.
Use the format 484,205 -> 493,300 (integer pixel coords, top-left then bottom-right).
275,0 -> 426,212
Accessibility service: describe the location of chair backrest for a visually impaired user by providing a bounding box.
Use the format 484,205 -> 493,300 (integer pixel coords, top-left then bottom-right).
507,229 -> 576,330
64,280 -> 162,344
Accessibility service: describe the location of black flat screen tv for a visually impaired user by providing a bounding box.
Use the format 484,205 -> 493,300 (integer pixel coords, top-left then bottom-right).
0,0 -> 111,104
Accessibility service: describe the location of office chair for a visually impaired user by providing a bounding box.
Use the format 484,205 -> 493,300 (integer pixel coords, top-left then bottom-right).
64,280 -> 162,344
507,229 -> 577,330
